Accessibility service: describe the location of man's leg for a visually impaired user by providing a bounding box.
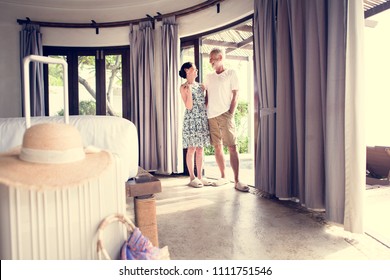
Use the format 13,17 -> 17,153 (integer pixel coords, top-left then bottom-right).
221,112 -> 249,192
228,145 -> 239,183
209,116 -> 227,180
214,143 -> 226,179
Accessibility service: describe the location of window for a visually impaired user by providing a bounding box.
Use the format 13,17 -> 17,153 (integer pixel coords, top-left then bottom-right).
43,46 -> 130,119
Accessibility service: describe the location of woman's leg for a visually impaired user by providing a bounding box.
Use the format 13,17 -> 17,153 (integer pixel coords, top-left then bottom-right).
186,147 -> 196,180
195,147 -> 204,179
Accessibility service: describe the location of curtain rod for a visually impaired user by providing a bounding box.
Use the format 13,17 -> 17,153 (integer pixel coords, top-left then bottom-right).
17,0 -> 224,28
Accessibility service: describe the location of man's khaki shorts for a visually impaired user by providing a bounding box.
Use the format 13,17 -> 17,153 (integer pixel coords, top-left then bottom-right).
208,111 -> 237,147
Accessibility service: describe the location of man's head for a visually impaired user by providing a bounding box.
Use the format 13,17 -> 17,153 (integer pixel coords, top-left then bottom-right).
209,48 -> 224,70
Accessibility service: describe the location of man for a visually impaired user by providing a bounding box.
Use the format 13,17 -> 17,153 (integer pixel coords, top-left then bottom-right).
204,48 -> 249,192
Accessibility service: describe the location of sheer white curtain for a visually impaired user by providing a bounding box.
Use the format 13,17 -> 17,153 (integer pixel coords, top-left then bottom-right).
129,22 -> 158,171
343,0 -> 365,233
20,23 -> 44,116
253,0 -> 365,233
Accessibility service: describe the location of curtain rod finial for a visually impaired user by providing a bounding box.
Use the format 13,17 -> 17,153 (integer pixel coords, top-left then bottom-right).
90,20 -> 99,34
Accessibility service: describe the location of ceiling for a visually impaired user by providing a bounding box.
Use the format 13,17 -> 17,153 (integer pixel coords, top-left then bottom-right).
201,0 -> 390,61
3,0 -> 389,23
0,0 -> 201,10
2,0 -> 389,13
3,0 -> 389,60
0,0 -> 209,22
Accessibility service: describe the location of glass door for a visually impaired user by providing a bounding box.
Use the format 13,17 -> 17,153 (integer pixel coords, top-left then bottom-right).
46,55 -> 67,116
44,46 -> 130,119
78,54 -> 97,115
104,53 -> 123,117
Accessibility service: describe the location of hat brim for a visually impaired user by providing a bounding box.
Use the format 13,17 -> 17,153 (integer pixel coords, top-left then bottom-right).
0,149 -> 113,190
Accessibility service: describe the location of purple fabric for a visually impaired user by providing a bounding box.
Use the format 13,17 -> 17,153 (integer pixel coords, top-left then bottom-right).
120,227 -> 160,260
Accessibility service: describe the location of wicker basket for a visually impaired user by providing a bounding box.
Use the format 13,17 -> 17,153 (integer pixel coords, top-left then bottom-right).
96,214 -> 135,260
96,213 -> 170,260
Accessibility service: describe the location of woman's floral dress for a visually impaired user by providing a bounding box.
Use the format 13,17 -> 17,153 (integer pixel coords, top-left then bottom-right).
182,83 -> 210,148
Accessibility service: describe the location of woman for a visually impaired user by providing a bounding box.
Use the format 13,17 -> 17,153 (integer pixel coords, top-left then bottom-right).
179,62 -> 212,188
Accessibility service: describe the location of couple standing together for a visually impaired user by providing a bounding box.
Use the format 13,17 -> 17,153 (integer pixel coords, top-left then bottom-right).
179,48 -> 249,193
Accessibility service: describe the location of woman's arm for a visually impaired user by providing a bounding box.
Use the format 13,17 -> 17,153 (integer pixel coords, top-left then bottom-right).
180,84 -> 193,110
201,84 -> 208,107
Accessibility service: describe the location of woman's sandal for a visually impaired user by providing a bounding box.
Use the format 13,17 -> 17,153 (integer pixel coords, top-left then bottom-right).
213,177 -> 230,186
200,178 -> 214,186
189,177 -> 203,188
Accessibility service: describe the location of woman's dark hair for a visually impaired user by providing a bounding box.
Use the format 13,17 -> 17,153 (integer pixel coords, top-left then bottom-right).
179,62 -> 193,79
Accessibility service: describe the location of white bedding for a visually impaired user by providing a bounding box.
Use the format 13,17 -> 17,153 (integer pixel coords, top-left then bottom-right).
0,115 -> 139,180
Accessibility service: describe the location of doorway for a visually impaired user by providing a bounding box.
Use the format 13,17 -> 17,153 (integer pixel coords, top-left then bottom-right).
364,9 -> 390,248
180,16 -> 255,186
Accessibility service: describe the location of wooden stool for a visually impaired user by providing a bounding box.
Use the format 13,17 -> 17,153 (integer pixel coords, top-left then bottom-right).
126,167 -> 161,246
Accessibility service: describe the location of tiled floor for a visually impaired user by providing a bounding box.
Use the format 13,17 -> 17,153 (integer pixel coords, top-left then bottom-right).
204,154 -> 390,249
151,175 -> 390,260
204,154 -> 255,186
364,185 -> 390,247
144,154 -> 390,259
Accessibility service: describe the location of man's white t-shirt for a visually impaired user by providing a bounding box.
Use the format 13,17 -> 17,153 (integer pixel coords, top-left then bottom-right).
204,69 -> 239,119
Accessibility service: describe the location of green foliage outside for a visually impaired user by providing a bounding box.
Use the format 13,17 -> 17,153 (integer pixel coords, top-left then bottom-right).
57,100 -> 96,116
204,101 -> 249,156
49,54 -> 121,117
48,57 -> 65,87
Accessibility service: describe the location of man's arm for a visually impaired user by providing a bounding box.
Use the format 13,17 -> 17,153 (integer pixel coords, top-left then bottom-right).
229,89 -> 239,114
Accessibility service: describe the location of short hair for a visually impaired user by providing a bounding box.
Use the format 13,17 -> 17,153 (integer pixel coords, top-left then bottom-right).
179,62 -> 193,79
210,48 -> 224,58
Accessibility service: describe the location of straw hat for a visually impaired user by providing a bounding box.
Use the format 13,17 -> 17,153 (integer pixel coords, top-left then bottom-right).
0,122 -> 112,189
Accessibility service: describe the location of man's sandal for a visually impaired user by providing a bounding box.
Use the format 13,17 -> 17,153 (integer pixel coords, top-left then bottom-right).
235,182 -> 249,192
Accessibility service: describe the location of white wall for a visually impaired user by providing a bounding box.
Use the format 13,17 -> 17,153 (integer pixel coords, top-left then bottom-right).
0,0 -> 253,118
177,0 -> 253,37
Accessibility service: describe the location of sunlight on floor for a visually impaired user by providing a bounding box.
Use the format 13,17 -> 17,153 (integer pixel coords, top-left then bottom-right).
204,154 -> 255,186
156,198 -> 215,215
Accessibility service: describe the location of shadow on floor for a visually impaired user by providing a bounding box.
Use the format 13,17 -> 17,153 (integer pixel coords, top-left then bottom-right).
153,175 -> 390,260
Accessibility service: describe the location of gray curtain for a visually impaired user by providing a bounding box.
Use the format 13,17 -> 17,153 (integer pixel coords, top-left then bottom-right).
253,0 -> 277,194
129,22 -> 158,171
20,23 -> 44,116
253,0 -> 364,233
157,16 -> 181,174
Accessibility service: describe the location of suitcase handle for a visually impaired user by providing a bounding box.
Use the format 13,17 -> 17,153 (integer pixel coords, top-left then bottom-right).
22,55 -> 69,128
